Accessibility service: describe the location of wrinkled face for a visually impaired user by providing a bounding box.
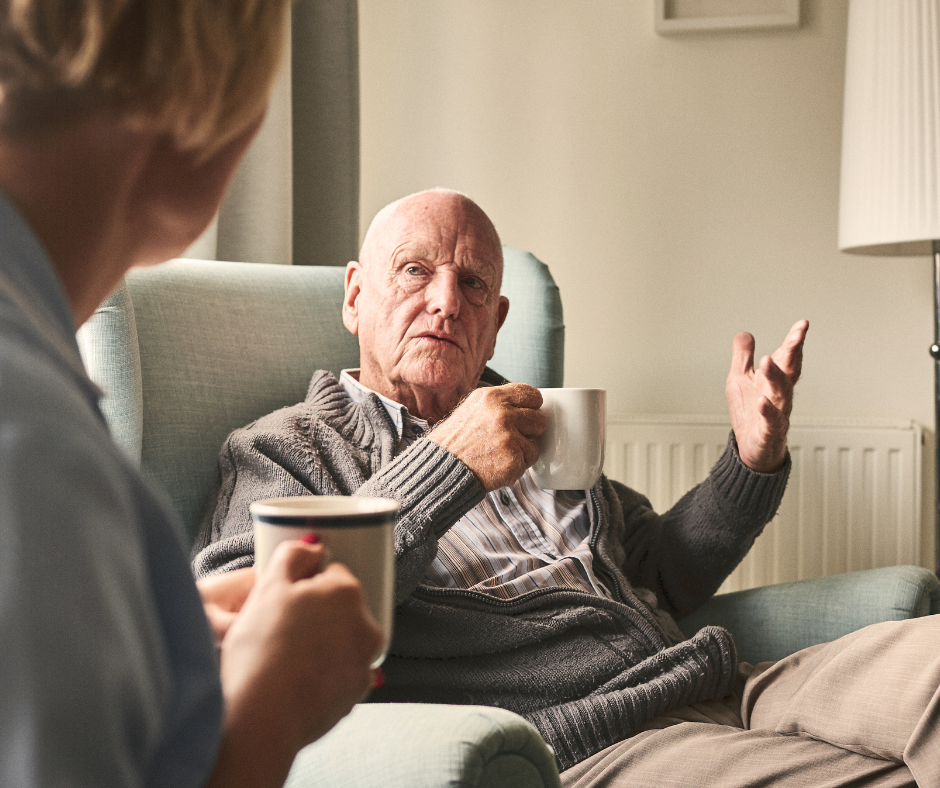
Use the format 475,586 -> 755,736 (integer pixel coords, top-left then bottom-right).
343,191 -> 509,406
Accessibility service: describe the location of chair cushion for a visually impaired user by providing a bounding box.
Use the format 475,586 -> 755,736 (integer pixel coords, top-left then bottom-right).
678,565 -> 940,664
76,283 -> 144,463
286,703 -> 561,788
491,248 -> 565,389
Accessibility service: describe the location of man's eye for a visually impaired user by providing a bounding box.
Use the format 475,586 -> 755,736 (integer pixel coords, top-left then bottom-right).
462,277 -> 483,289
406,266 -> 423,276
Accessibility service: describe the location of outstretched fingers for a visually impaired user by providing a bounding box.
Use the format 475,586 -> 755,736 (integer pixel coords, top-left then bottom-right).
730,331 -> 757,378
726,320 -> 808,474
771,319 -> 809,383
757,391 -> 789,432
757,354 -> 795,416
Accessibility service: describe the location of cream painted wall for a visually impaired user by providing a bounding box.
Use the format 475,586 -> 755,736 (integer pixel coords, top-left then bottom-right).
358,0 -> 936,567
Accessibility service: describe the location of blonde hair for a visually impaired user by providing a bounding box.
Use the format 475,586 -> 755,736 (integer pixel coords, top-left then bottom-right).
0,0 -> 290,152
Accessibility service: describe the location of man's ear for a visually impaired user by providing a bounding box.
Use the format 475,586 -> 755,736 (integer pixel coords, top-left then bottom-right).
343,260 -> 362,335
496,295 -> 509,331
485,296 -> 510,362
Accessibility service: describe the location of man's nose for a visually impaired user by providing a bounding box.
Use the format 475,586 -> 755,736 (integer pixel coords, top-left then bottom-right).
425,271 -> 461,319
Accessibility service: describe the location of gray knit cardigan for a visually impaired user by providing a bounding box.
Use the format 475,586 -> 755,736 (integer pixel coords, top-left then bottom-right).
192,371 -> 790,770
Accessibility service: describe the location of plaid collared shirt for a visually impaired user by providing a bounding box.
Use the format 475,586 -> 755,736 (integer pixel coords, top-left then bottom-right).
340,370 -> 610,600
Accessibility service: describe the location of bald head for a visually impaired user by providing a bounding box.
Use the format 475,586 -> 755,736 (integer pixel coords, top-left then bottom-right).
342,189 -> 509,423
359,189 -> 503,281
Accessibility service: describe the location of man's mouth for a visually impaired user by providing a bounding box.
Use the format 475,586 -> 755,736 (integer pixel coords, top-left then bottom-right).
415,332 -> 459,348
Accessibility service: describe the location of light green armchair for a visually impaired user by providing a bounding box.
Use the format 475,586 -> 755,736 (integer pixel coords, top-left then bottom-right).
77,252 -> 939,788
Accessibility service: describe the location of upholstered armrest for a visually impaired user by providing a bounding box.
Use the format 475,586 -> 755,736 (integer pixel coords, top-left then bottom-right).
677,565 -> 940,665
285,703 -> 561,788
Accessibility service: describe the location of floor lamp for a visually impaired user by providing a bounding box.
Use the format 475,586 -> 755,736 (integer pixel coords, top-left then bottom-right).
838,0 -> 940,574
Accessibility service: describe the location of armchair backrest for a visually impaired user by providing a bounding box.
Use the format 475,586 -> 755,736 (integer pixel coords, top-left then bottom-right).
77,247 -> 565,544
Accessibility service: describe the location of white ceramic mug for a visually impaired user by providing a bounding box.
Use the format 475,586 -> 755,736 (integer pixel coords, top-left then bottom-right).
529,388 -> 606,490
250,495 -> 398,668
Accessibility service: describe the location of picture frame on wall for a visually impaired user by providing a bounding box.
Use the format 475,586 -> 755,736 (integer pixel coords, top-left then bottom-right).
654,0 -> 800,34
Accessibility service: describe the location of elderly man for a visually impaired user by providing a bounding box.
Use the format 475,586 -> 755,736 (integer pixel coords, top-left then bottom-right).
194,189 -> 939,788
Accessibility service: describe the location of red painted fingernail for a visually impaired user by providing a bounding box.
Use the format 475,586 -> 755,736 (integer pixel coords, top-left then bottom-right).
299,532 -> 320,545
372,667 -> 385,689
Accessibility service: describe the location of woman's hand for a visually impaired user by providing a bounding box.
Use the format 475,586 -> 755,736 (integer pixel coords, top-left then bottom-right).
197,566 -> 256,646
205,540 -> 384,788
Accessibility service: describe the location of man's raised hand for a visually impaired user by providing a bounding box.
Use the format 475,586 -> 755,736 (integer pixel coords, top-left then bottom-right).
428,383 -> 546,492
725,319 -> 809,474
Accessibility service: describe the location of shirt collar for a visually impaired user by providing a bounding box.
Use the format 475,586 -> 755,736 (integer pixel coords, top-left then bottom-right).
339,369 -> 430,440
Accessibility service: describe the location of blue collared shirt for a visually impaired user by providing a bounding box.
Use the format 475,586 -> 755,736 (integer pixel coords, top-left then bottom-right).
0,192 -> 222,787
340,370 -> 611,599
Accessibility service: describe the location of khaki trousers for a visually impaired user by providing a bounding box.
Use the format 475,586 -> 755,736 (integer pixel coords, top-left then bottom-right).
561,615 -> 940,788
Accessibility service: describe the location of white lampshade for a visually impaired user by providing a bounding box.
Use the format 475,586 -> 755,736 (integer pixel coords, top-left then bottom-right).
839,0 -> 940,256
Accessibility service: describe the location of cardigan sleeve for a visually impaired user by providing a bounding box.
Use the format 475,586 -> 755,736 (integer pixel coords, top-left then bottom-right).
610,433 -> 791,619
191,404 -> 485,606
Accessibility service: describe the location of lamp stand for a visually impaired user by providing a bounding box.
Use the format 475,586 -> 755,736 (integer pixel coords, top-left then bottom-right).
931,240 -> 940,575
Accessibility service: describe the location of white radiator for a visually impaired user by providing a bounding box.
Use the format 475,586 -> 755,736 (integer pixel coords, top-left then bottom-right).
604,416 -> 924,593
